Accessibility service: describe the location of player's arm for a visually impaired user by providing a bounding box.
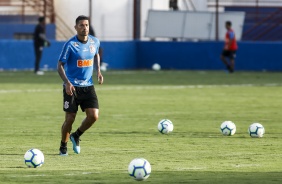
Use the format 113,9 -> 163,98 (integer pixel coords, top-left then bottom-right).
39,28 -> 50,46
57,61 -> 75,96
94,53 -> 103,84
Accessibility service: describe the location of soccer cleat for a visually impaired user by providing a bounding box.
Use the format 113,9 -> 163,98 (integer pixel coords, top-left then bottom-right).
226,65 -> 234,73
230,67 -> 234,73
36,71 -> 44,75
70,133 -> 81,154
59,146 -> 68,156
226,65 -> 232,72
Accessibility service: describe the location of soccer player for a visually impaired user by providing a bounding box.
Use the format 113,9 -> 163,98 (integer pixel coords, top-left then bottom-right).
89,25 -> 108,71
33,16 -> 50,75
57,15 -> 103,156
220,21 -> 238,73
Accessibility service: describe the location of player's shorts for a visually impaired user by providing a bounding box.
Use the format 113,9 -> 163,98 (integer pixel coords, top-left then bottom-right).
221,50 -> 237,59
63,85 -> 99,113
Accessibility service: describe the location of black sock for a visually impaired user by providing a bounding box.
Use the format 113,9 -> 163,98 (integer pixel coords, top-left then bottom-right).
75,128 -> 84,137
60,141 -> 67,147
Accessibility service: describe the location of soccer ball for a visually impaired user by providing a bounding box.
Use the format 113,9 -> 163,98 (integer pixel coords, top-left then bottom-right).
248,123 -> 265,138
128,158 -> 151,181
152,63 -> 161,71
220,121 -> 236,136
24,148 -> 44,168
158,119 -> 174,134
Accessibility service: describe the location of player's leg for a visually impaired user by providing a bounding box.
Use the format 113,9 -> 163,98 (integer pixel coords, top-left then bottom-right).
221,50 -> 232,72
34,46 -> 42,73
229,51 -> 236,73
80,108 -> 99,132
59,87 -> 78,155
70,86 -> 99,154
99,47 -> 108,71
229,58 -> 235,73
60,112 -> 76,155
220,50 -> 229,67
70,108 -> 99,154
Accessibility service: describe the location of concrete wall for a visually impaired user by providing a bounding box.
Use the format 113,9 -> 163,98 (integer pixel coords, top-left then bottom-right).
54,0 -> 208,41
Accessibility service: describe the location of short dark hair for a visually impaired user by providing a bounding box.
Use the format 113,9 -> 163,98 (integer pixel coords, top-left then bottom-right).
38,16 -> 45,23
226,21 -> 232,26
75,15 -> 89,25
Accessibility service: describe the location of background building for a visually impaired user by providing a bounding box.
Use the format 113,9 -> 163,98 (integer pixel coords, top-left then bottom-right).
0,0 -> 282,71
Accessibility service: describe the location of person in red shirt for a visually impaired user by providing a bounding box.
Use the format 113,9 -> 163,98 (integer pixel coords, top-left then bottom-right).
220,21 -> 238,73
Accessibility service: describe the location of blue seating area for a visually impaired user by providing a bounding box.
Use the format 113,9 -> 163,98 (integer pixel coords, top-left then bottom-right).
0,15 -> 38,24
0,15 -> 56,40
226,7 -> 282,41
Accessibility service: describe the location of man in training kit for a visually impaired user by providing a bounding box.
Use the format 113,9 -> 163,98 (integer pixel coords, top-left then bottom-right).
220,21 -> 238,73
33,16 -> 50,75
57,15 -> 103,156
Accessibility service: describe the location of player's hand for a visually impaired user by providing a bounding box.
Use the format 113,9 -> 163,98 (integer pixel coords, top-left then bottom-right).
45,41 -> 51,47
65,82 -> 75,96
97,72 -> 103,84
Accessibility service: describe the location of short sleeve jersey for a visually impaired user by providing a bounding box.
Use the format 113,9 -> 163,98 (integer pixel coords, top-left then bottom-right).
225,29 -> 238,51
58,35 -> 100,87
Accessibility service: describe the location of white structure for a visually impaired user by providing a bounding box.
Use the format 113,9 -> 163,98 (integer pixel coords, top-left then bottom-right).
145,10 -> 245,41
54,0 -> 208,41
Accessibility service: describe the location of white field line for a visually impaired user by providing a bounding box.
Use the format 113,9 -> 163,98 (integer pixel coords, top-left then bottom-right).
0,83 -> 281,94
0,89 -> 61,94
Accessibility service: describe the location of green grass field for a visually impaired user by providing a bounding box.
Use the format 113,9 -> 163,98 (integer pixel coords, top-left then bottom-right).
1,70 -> 282,184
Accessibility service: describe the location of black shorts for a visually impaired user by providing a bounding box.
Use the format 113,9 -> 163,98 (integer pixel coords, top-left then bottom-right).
221,50 -> 237,59
63,86 -> 99,113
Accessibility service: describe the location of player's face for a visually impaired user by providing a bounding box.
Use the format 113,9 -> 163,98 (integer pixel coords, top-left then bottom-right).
75,20 -> 89,37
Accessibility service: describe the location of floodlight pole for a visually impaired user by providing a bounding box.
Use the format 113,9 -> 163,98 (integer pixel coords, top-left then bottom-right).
215,0 -> 219,41
133,0 -> 141,40
89,0 -> 92,22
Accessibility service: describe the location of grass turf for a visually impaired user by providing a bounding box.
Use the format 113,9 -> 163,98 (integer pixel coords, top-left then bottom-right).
0,70 -> 282,183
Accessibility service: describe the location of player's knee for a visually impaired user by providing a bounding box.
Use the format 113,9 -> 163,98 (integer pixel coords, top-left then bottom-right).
87,113 -> 99,123
93,113 -> 99,122
66,113 -> 76,124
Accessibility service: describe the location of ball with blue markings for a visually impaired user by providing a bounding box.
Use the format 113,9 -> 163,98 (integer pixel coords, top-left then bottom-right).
128,158 -> 151,181
158,119 -> 174,134
220,121 -> 236,136
24,148 -> 44,168
248,123 -> 265,138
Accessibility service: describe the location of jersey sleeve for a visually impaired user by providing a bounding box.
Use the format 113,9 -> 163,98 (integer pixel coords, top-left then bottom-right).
228,31 -> 235,40
58,42 -> 70,63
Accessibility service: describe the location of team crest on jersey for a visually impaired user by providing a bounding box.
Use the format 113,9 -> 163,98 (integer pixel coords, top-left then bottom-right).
89,44 -> 96,53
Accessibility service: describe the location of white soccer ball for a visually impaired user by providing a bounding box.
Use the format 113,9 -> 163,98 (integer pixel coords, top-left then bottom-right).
128,158 -> 151,181
24,148 -> 44,168
220,121 -> 236,136
248,123 -> 265,138
158,119 -> 174,134
152,63 -> 161,71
